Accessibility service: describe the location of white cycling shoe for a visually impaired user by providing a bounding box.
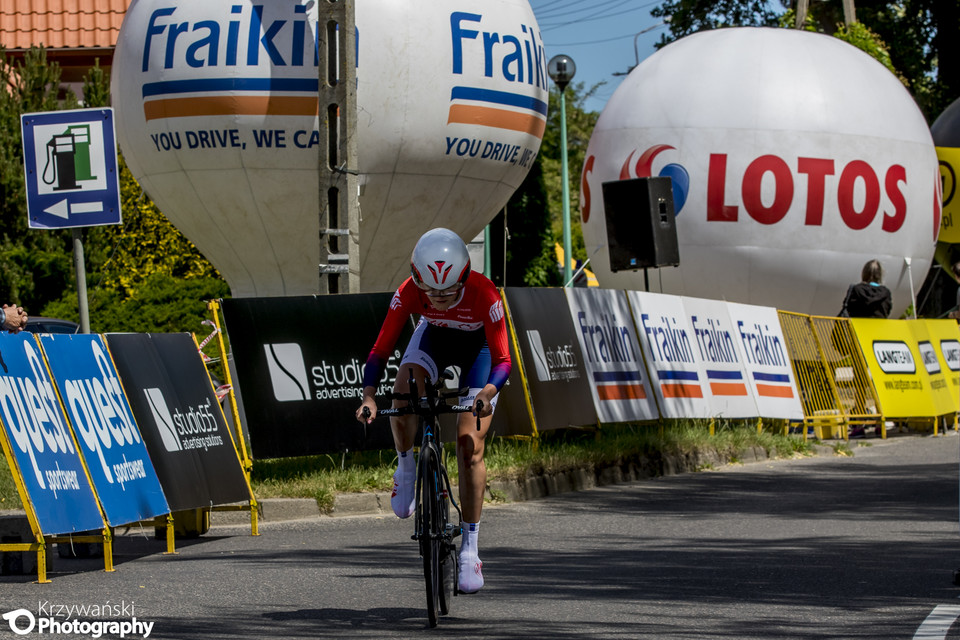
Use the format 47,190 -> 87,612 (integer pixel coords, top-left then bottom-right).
458,552 -> 484,593
390,469 -> 415,519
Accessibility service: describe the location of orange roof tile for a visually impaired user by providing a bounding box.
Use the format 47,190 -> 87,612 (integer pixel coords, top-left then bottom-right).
0,0 -> 131,51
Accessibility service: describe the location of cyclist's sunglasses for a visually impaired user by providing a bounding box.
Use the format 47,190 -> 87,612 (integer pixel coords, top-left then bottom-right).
418,283 -> 463,298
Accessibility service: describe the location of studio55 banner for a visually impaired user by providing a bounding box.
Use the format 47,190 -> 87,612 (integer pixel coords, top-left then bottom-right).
105,333 -> 250,510
222,294 -> 414,458
502,288 -> 597,430
39,334 -> 169,526
0,333 -> 104,535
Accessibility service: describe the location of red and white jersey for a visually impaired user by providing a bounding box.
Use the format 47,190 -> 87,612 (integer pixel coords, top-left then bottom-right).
364,271 -> 511,390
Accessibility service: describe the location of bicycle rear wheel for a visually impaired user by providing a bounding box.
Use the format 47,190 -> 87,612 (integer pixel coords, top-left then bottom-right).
419,442 -> 442,628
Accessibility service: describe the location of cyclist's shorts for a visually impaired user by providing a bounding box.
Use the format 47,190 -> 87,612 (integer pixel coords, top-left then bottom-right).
399,319 -> 500,412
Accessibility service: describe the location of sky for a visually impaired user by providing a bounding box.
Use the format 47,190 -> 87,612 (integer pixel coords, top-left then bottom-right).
527,0 -> 670,115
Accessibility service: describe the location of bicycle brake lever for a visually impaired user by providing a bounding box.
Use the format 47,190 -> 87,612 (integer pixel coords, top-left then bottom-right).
475,400 -> 483,431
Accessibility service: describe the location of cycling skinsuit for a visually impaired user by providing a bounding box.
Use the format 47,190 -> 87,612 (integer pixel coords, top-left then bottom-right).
362,271 -> 511,398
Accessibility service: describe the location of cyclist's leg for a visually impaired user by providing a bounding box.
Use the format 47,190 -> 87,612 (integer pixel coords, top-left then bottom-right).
455,344 -> 498,593
455,342 -> 497,522
391,322 -> 441,518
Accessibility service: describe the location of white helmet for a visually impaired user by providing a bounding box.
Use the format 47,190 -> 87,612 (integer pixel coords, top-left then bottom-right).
411,228 -> 471,290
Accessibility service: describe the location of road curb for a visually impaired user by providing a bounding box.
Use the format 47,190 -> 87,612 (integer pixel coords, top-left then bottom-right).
212,441 -> 842,526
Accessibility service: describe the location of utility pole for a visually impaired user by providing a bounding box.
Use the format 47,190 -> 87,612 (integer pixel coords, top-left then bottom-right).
795,0 -> 809,28
841,0 -> 856,26
317,1 -> 360,293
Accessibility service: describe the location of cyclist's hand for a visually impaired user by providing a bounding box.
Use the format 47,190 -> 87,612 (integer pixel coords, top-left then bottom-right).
472,388 -> 494,419
356,398 -> 377,424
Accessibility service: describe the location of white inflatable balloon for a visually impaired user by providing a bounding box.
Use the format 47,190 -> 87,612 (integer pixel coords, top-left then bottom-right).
111,0 -> 547,296
580,27 -> 940,317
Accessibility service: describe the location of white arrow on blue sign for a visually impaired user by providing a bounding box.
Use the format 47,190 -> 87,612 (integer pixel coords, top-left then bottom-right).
21,107 -> 122,230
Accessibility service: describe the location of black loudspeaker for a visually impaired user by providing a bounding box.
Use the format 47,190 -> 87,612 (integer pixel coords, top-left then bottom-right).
602,177 -> 680,272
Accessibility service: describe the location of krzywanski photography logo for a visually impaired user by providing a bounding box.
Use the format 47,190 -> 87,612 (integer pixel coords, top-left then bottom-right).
2,600 -> 154,637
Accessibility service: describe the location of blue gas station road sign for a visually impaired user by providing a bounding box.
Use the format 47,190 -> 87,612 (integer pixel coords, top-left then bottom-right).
21,107 -> 122,230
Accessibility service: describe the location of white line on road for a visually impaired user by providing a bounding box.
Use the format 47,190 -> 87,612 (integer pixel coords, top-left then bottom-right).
914,605 -> 960,640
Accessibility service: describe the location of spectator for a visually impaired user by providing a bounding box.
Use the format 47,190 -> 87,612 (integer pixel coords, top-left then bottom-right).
949,262 -> 960,320
1,304 -> 27,333
839,259 -> 892,319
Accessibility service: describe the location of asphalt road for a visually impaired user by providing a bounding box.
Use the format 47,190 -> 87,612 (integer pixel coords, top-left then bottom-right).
2,434 -> 960,640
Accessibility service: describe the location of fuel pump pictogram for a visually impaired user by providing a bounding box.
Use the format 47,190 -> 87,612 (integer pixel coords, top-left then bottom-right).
41,125 -> 96,191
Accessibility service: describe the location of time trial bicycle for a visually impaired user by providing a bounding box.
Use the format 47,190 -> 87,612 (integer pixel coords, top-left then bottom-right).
363,368 -> 482,628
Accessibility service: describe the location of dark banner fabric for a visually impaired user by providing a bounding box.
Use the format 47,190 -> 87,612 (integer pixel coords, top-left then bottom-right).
106,333 -> 250,511
503,288 -> 598,430
222,294 -> 414,458
488,331 -> 534,438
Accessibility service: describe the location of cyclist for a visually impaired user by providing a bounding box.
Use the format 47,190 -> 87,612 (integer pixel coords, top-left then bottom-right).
356,227 -> 511,594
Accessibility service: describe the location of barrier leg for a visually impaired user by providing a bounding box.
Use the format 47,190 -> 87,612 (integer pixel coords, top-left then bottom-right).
102,528 -> 115,573
250,499 -> 260,536
36,544 -> 50,584
164,514 -> 177,555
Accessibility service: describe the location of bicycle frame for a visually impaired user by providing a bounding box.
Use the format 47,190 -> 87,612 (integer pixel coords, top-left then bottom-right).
375,368 -> 478,627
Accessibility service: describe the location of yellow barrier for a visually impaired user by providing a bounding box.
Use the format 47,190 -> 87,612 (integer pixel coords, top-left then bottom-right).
778,312 -> 882,439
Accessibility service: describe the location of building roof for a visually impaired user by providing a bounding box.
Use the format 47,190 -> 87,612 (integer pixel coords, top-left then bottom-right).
0,0 -> 130,51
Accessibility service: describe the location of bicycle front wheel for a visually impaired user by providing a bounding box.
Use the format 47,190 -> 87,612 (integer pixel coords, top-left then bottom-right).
419,442 -> 442,628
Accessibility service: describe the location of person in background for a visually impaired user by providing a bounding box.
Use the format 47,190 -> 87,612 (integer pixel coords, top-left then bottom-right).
838,260 -> 891,438
839,259 -> 892,319
1,304 -> 27,333
949,262 -> 960,320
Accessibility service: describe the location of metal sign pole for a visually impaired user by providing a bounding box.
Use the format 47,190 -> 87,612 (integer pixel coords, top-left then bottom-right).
71,228 -> 90,333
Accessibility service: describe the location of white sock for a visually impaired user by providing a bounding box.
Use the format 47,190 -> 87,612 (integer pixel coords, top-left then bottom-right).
461,522 -> 480,556
397,448 -> 415,474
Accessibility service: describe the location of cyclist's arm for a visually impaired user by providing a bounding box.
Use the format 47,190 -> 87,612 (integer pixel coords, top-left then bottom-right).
473,294 -> 511,418
482,296 -> 512,392
356,287 -> 412,423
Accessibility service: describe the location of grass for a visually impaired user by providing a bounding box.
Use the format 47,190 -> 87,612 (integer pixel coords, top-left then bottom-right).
0,421 -> 820,514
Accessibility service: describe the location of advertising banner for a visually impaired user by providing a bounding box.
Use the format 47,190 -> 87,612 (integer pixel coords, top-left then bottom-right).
926,319 -> 960,405
908,321 -> 957,416
0,333 -> 104,535
723,302 -> 804,420
39,334 -> 169,526
105,333 -> 250,510
681,297 -> 760,419
627,291 -> 712,419
222,294 -> 413,458
485,329 -> 534,438
565,288 -> 658,423
851,319 -> 937,419
937,146 -> 960,244
503,288 -> 597,430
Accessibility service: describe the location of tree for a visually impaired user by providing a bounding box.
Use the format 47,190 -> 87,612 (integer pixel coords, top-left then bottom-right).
651,0 -> 959,122
537,81 -> 602,270
0,47 -> 79,311
498,158 -> 561,287
0,46 -> 228,334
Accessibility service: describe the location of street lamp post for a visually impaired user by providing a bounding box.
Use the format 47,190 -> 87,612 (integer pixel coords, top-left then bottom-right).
612,21 -> 669,77
548,54 -> 576,287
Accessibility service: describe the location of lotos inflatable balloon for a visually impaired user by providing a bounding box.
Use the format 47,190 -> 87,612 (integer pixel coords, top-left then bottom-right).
112,0 -> 547,296
581,27 -> 940,317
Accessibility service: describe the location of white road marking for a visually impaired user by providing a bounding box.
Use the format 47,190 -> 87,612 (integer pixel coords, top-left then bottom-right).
914,605 -> 960,640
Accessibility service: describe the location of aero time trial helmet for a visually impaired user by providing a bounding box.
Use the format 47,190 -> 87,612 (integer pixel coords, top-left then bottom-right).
411,228 -> 471,291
